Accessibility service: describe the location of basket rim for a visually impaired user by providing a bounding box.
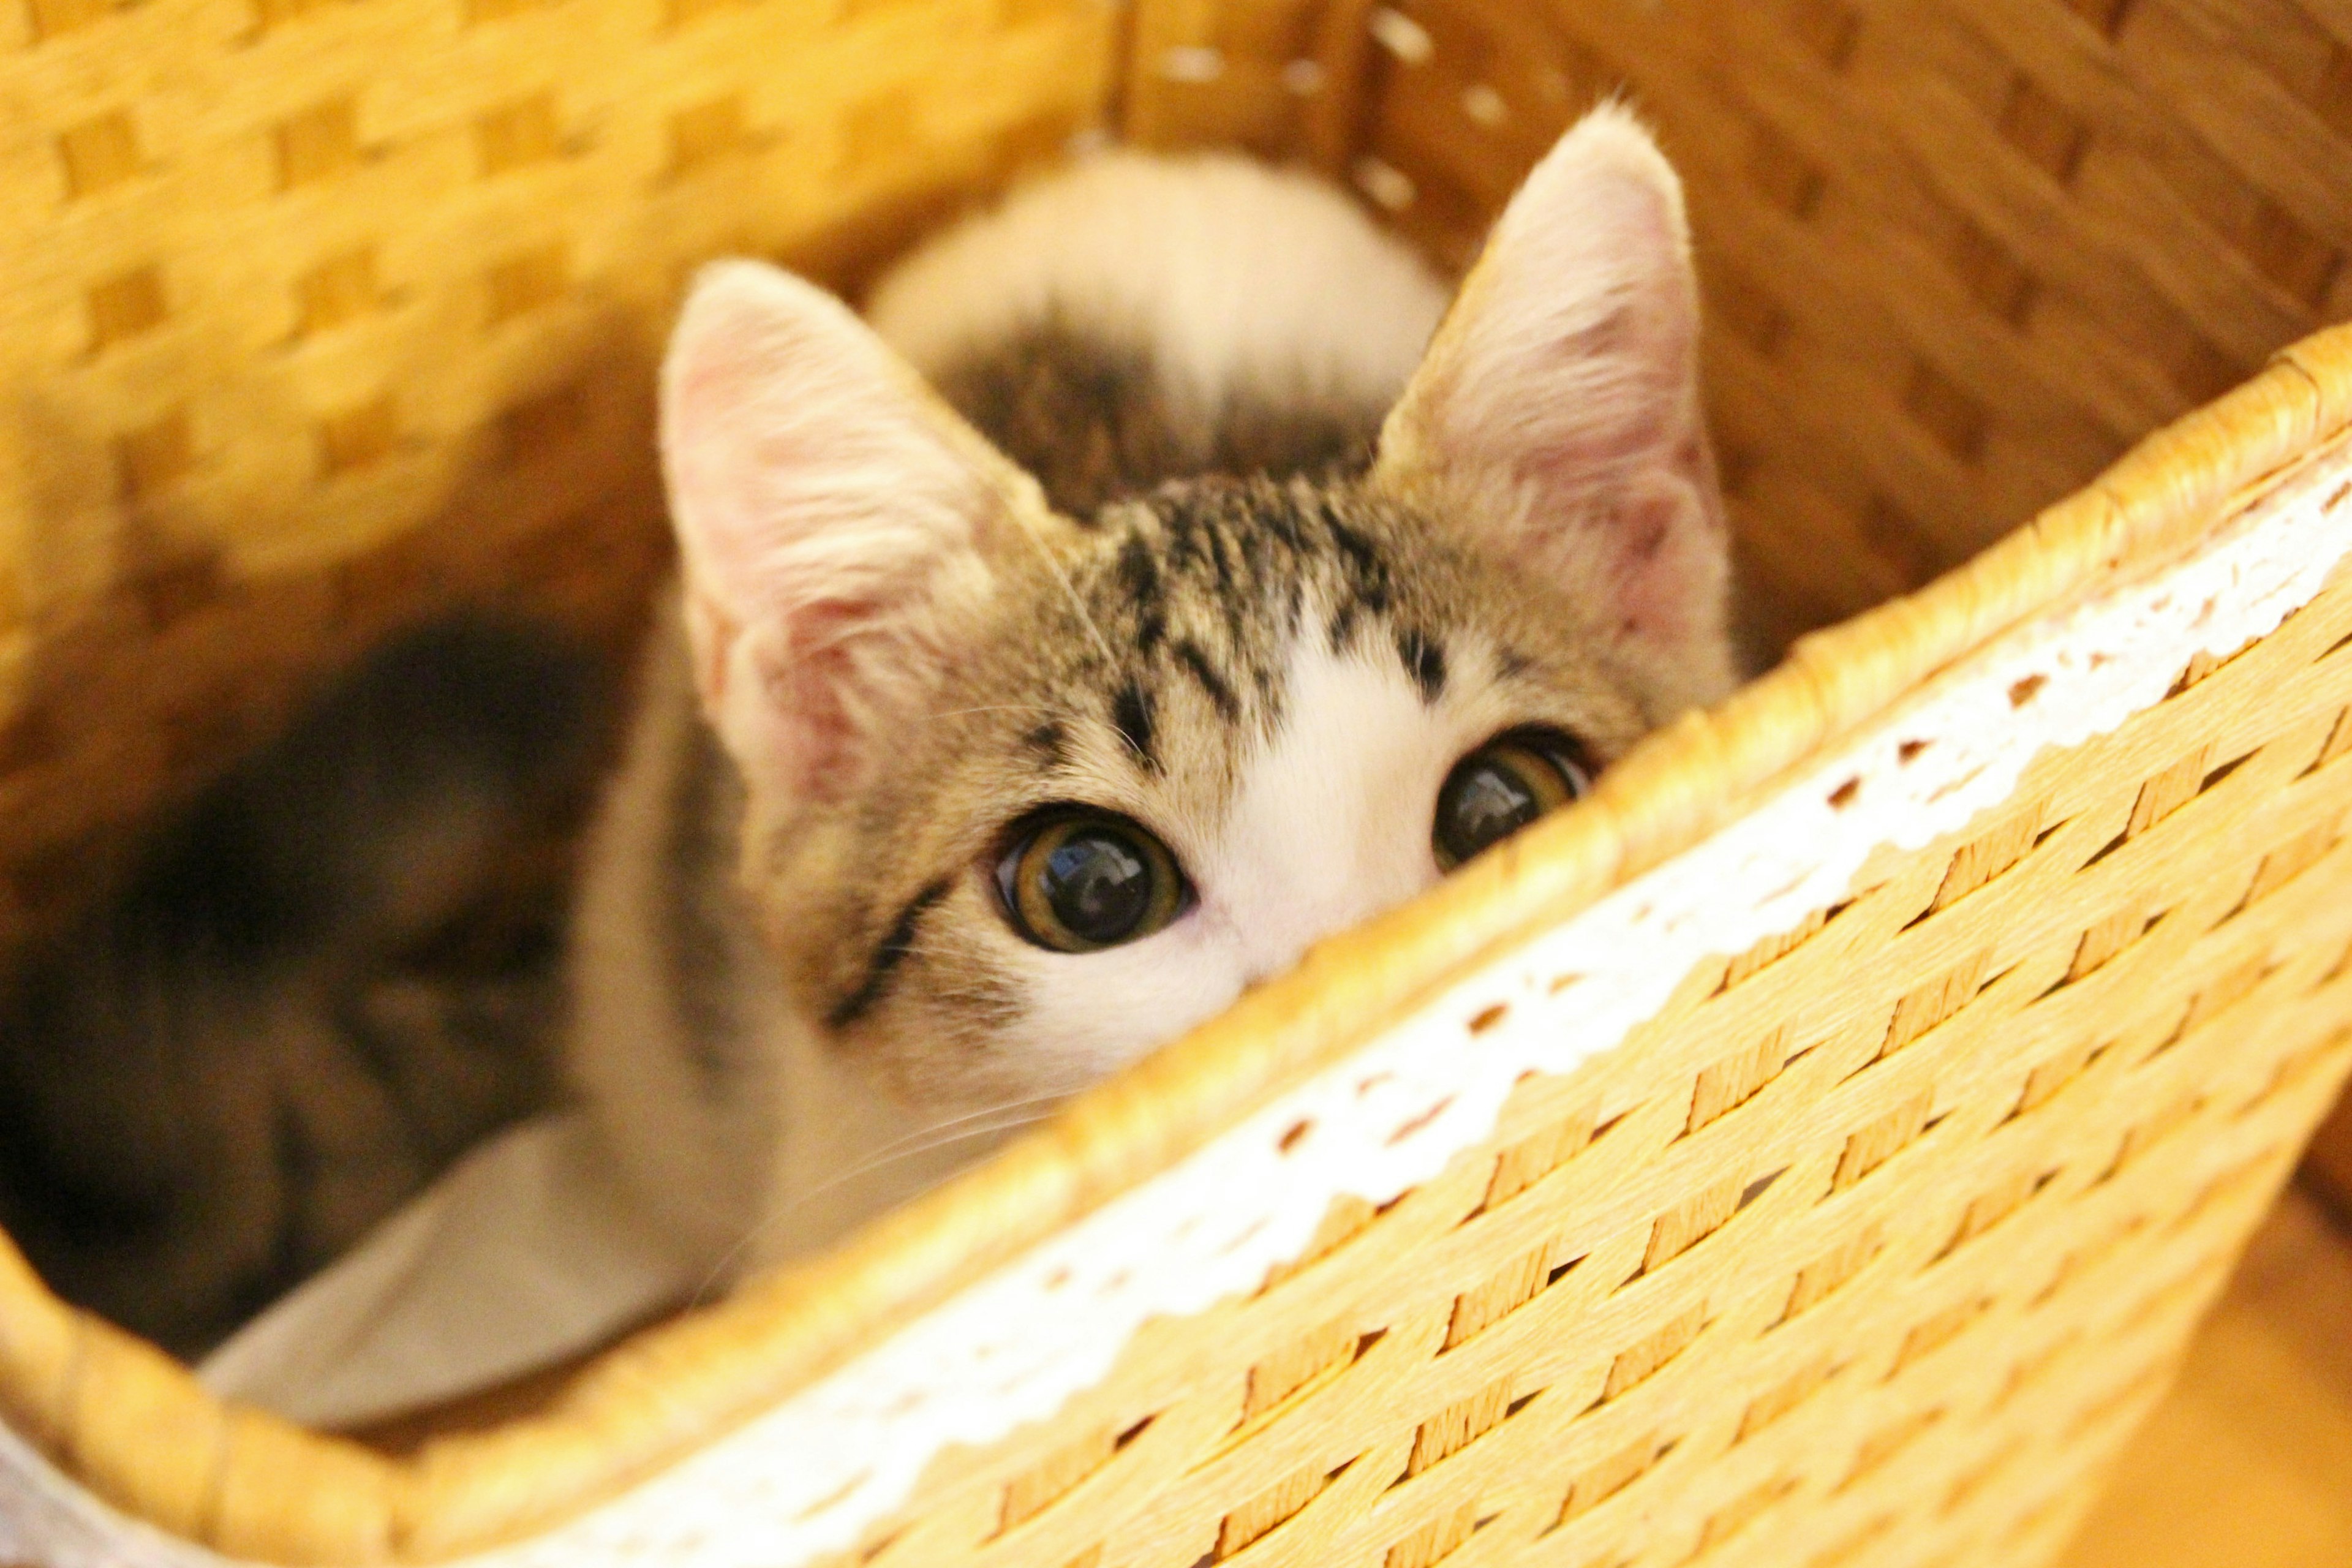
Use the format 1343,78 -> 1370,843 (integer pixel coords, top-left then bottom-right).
5,224 -> 2352,1568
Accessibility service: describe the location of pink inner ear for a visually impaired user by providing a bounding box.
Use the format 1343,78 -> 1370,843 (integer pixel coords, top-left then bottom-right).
1388,110 -> 1725,667
1438,269 -> 1712,579
1600,469 -> 1716,646
1496,204 -> 1695,478
758,599 -> 897,805
666,301 -> 898,596
661,261 -> 1014,812
683,577 -> 854,806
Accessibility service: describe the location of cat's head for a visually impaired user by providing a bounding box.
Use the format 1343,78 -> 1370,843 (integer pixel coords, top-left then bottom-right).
659,107 -> 1735,1112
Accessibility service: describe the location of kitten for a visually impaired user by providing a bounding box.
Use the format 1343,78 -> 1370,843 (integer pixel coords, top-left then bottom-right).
0,107 -> 1735,1360
571,104 -> 1738,1281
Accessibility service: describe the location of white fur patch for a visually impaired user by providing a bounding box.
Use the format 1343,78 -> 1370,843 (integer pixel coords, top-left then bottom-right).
865,151 -> 1451,425
1009,628 -> 1513,1087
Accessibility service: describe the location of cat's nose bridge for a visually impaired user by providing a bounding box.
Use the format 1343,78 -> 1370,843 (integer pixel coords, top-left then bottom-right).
1214,630 -> 1453,989
1234,835 -> 1434,988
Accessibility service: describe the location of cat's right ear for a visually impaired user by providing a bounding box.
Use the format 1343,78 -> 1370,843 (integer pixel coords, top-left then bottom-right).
661,260 -> 1044,812
1373,105 -> 1735,709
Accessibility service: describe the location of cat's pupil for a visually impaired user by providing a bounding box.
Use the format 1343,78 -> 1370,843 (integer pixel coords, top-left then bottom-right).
1433,731 -> 1593,871
1444,764 -> 1542,856
1045,829 -> 1153,944
1000,812 -> 1186,952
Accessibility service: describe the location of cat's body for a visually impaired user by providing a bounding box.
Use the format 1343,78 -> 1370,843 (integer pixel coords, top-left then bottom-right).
0,624 -> 601,1356
0,109 -> 1740,1352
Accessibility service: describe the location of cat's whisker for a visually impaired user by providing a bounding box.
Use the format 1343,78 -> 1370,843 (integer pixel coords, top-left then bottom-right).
927,703 -> 1061,722
686,1104 -> 1065,1306
834,1091 -> 1069,1167
789,1106 -> 1060,1206
1012,521 -> 1119,670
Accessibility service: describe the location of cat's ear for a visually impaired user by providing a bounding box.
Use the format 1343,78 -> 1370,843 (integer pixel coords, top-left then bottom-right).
1374,105 -> 1733,703
661,260 -> 1044,808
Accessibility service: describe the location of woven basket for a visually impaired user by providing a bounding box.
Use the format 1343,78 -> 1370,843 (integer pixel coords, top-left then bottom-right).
7,1 -> 2352,1564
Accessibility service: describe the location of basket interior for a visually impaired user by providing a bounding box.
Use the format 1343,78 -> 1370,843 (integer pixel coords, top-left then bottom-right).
6,0 -> 2352,1557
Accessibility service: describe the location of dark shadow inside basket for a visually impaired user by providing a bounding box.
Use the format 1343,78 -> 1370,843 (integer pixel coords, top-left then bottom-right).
0,170 -> 1055,1431
2,0 -> 2348,1542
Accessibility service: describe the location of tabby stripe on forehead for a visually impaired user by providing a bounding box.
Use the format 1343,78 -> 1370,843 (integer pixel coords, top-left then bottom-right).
1327,599 -> 1360,654
1175,638 -> 1242,722
1023,720 -> 1068,767
1397,628 -> 1447,703
1324,515 -> 1383,579
1118,532 -> 1162,608
829,879 -> 953,1028
1202,516 -> 1237,590
1113,681 -> 1158,772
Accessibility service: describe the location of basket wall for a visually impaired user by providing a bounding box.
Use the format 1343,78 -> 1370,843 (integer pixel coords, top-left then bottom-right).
0,0 -> 1115,954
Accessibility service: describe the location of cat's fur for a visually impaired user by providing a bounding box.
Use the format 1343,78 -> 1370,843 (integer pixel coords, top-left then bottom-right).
576,107 -> 1737,1276
0,106 -> 1737,1349
0,622 -> 602,1357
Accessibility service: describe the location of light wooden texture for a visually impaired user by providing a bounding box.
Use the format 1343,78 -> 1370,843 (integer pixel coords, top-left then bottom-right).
7,1 -> 2352,1564
0,0 -> 1116,956
2057,1185 -> 2352,1568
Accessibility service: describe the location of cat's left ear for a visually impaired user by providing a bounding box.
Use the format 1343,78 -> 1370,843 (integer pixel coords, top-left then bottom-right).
661,260 -> 1046,811
1374,105 -> 1734,707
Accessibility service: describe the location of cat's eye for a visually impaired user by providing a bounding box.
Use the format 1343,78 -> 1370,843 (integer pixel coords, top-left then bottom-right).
997,812 -> 1189,953
1433,728 -> 1596,871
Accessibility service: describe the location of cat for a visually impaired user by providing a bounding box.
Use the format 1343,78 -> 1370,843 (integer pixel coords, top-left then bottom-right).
0,620 -> 604,1359
570,103 -> 1738,1283
0,104 -> 1737,1362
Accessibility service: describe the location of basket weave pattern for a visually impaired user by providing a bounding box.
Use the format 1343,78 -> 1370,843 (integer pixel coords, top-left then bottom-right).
0,0 -> 1113,954
1130,0 -> 2352,649
6,1 -> 2352,1566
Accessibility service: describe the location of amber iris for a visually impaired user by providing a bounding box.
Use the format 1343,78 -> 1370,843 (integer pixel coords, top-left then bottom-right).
1433,729 -> 1594,870
998,812 -> 1188,952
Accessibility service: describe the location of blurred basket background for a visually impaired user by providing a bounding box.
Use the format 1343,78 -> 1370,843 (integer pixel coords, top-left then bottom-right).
3,0 -> 2352,1565
10,0 -> 2352,949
